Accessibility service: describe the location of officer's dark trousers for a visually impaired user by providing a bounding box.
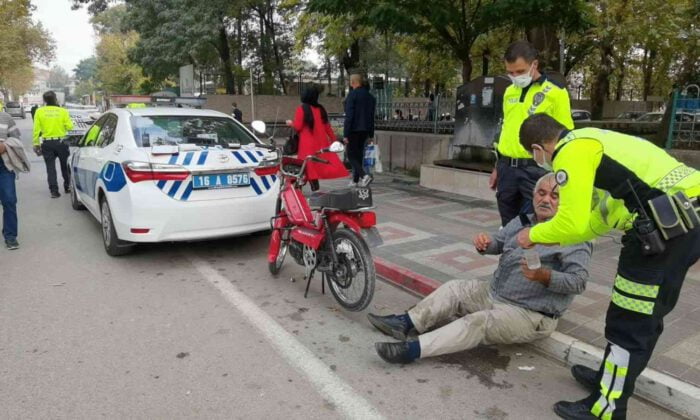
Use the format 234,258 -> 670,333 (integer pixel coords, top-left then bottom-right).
41,140 -> 70,194
582,227 -> 700,419
347,131 -> 368,183
495,159 -> 546,226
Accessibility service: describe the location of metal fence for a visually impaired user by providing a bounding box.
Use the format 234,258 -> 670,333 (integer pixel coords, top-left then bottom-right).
666,84 -> 700,150
374,95 -> 455,134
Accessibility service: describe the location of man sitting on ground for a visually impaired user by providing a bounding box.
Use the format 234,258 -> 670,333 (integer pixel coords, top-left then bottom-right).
370,173 -> 592,363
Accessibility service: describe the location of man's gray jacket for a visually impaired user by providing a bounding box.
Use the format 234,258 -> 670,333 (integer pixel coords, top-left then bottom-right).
483,214 -> 592,317
0,112 -> 30,173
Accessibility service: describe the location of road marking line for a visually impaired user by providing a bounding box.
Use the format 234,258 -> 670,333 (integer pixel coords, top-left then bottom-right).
186,255 -> 384,420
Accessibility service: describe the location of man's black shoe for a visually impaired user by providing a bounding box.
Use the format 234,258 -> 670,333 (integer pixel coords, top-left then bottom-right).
375,341 -> 417,364
64,185 -> 71,193
5,239 -> 19,250
367,313 -> 413,340
553,400 -> 598,420
571,364 -> 598,392
50,191 -> 60,198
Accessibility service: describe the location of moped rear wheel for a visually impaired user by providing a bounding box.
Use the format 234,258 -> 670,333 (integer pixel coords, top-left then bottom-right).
326,228 -> 375,311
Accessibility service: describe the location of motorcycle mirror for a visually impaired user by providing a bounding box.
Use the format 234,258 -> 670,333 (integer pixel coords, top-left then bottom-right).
251,120 -> 266,134
329,141 -> 345,153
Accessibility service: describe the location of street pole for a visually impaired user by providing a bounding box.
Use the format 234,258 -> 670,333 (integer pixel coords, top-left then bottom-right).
250,67 -> 255,121
559,28 -> 566,75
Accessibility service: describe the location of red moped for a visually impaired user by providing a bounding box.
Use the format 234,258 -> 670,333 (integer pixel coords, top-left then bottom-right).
267,142 -> 382,311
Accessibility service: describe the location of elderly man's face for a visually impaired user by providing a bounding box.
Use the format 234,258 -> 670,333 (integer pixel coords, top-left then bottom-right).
533,177 -> 559,220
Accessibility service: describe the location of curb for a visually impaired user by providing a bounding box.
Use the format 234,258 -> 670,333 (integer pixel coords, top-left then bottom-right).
373,256 -> 700,420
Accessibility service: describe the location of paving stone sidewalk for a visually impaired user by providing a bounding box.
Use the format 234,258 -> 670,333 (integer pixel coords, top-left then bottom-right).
324,174 -> 700,387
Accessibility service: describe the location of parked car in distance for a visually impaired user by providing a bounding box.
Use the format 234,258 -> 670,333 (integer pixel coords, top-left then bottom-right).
614,111 -> 645,120
5,102 -> 25,119
571,109 -> 592,121
636,112 -> 695,123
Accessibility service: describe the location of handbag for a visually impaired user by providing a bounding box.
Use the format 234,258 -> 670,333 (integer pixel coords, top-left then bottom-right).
283,132 -> 299,155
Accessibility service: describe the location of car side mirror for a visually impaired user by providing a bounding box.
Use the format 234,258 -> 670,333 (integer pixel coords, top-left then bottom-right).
64,136 -> 81,147
251,120 -> 266,134
329,141 -> 345,153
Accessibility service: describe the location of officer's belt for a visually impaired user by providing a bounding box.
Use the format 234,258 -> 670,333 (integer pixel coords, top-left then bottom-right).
498,156 -> 538,168
42,137 -> 65,141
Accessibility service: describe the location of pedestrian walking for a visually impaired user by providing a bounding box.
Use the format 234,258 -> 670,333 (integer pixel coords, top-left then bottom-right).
0,110 -> 30,250
491,40 -> 574,227
232,102 -> 243,123
343,74 -> 376,187
286,86 -> 347,192
517,114 -> 700,420
30,104 -> 38,119
32,91 -> 73,198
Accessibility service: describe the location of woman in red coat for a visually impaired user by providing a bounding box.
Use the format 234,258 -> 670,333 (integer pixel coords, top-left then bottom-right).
286,86 -> 348,191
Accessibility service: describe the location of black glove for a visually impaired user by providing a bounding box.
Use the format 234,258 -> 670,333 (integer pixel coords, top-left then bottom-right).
33,145 -> 42,156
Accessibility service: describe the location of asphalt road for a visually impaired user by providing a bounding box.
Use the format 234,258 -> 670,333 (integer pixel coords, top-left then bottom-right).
0,117 -> 678,419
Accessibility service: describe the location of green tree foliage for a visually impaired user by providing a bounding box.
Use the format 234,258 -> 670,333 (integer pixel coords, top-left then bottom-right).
0,0 -> 54,96
73,57 -> 98,83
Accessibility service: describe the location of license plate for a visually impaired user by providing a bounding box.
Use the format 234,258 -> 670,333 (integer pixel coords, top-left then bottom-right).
192,173 -> 250,189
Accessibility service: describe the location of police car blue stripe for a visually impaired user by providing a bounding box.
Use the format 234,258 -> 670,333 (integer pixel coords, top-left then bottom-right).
168,154 -> 178,164
180,182 -> 194,201
232,151 -> 247,164
256,150 -> 264,157
183,152 -> 195,165
250,178 -> 262,195
197,151 -> 208,165
168,181 -> 182,197
245,151 -> 258,163
261,176 -> 271,190
271,175 -> 277,183
157,180 -> 166,189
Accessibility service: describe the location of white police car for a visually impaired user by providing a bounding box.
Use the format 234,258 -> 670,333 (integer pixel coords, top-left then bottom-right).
70,107 -> 279,256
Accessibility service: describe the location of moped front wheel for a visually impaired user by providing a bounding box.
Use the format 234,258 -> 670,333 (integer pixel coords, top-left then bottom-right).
326,228 -> 375,311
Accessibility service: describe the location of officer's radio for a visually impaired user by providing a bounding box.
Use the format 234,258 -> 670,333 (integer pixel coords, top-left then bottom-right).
627,180 -> 666,255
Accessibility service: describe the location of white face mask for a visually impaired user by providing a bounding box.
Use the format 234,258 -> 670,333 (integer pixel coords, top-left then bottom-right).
532,145 -> 553,171
509,63 -> 535,88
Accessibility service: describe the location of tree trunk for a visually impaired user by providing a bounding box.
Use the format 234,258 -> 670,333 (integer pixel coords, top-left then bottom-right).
527,26 -> 560,71
236,16 -> 244,94
326,56 -> 332,95
590,43 -> 613,120
342,38 -> 360,74
642,48 -> 656,101
482,49 -> 489,77
615,61 -> 625,101
404,77 -> 410,96
461,56 -> 472,84
217,21 -> 235,94
263,1 -> 286,94
338,62 -> 346,97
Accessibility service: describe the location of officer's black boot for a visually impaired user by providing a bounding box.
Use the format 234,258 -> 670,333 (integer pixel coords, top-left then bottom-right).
50,190 -> 60,198
367,313 -> 414,340
571,365 -> 598,392
553,400 -> 598,420
375,341 -> 420,364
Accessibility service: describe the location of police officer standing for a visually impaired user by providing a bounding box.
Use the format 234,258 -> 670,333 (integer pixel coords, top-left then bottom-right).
33,91 -> 73,198
491,41 -> 574,227
516,114 -> 700,420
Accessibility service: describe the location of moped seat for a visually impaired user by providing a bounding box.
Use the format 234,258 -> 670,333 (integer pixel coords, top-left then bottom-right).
309,187 -> 373,210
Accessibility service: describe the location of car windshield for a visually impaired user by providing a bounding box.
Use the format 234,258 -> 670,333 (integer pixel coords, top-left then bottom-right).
6,102 -> 20,108
130,115 -> 258,147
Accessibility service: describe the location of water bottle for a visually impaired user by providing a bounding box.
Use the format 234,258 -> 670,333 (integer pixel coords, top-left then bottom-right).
524,248 -> 541,269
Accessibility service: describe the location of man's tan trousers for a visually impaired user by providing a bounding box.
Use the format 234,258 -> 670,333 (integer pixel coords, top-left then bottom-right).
407,279 -> 558,358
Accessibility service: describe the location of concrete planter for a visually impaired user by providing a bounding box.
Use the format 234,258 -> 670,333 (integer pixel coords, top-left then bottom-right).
419,164 -> 495,201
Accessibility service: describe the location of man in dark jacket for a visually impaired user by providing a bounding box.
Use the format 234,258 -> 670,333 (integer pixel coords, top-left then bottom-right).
231,102 -> 243,122
343,74 -> 376,187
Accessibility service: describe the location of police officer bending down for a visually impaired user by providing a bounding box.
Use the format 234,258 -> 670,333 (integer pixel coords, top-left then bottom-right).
33,91 -> 73,198
516,114 -> 700,420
